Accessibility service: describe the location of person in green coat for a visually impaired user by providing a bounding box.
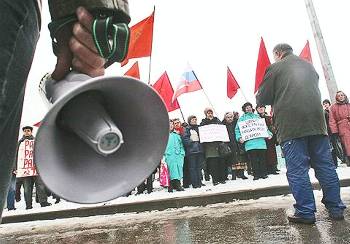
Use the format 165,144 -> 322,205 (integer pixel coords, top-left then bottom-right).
164,120 -> 185,192
235,102 -> 272,180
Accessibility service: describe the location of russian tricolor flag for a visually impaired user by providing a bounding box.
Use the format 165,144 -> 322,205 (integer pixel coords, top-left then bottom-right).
172,66 -> 203,102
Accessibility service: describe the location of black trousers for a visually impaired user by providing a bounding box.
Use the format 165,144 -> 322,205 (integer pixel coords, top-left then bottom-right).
16,176 -> 48,208
206,157 -> 226,184
0,0 -> 39,221
137,174 -> 154,194
247,149 -> 267,178
182,156 -> 191,187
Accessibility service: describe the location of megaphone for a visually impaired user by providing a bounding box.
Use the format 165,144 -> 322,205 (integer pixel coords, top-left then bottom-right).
34,72 -> 169,204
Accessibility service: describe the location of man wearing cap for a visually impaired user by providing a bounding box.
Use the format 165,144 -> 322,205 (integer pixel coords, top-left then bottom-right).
256,43 -> 346,224
15,126 -> 51,209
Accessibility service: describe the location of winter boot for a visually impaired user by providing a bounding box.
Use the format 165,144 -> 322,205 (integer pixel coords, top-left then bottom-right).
168,180 -> 174,193
238,169 -> 248,180
174,180 -> 184,191
231,170 -> 237,180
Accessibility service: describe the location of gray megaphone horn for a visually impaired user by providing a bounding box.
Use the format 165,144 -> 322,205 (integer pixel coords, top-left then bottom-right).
34,72 -> 169,204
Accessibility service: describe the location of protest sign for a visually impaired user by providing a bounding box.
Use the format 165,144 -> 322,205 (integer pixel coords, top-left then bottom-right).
17,139 -> 37,177
199,124 -> 230,143
238,118 -> 269,141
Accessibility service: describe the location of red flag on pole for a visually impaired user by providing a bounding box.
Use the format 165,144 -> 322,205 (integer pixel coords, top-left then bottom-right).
123,61 -> 140,79
152,72 -> 180,112
121,11 -> 154,67
299,40 -> 313,63
172,66 -> 203,102
227,66 -> 240,99
254,37 -> 271,93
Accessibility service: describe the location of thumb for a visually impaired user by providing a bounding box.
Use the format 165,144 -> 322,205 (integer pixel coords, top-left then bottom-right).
51,46 -> 72,81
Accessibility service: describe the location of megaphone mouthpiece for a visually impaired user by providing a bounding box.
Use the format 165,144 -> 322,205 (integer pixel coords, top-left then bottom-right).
59,90 -> 124,156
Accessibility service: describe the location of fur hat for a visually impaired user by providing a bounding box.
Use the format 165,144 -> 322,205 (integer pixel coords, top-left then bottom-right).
204,107 -> 213,115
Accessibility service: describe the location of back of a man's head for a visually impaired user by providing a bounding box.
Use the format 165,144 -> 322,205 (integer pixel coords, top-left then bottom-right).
273,43 -> 293,55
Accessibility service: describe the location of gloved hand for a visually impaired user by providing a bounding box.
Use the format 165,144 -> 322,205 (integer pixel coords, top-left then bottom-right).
52,7 -> 105,80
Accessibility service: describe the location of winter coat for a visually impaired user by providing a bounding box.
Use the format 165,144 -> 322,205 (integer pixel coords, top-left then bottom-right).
256,53 -> 327,143
259,113 -> 278,166
164,131 -> 185,180
222,119 -> 239,150
200,117 -> 222,158
222,119 -> 241,165
329,103 -> 350,156
182,125 -> 204,156
15,135 -> 35,171
235,112 -> 272,152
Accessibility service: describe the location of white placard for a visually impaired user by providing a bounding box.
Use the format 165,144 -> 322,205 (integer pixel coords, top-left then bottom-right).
238,118 -> 269,141
16,139 -> 37,178
199,124 -> 230,143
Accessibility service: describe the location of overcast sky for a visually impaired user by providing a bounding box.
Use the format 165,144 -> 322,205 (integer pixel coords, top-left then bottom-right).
22,0 -> 350,130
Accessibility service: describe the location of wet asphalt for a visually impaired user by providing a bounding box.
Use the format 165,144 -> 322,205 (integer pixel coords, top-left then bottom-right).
1,191 -> 349,244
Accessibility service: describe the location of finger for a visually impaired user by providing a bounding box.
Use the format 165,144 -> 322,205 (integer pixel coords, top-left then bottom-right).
69,37 -> 105,69
51,47 -> 72,81
72,22 -> 98,54
76,6 -> 94,33
72,57 -> 105,77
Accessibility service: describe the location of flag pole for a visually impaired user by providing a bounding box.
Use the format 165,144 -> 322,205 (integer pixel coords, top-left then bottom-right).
178,107 -> 186,123
147,6 -> 156,85
192,71 -> 218,115
192,71 -> 217,115
240,89 -> 249,102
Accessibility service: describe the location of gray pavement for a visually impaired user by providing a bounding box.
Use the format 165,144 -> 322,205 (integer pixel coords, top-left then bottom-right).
2,178 -> 350,225
0,187 -> 349,244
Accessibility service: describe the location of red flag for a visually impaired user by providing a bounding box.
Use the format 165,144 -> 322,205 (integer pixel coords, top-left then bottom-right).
172,66 -> 203,102
152,72 -> 180,112
227,66 -> 240,99
121,11 -> 154,66
255,37 -> 271,93
299,40 -> 313,63
123,61 -> 140,79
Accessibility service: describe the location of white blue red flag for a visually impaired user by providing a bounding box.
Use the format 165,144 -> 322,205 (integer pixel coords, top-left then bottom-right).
172,66 -> 203,102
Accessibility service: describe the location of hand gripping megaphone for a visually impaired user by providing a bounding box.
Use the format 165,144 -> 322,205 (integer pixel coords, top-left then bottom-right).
35,72 -> 169,203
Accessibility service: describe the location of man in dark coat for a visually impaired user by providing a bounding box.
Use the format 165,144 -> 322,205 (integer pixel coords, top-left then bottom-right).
256,43 -> 345,224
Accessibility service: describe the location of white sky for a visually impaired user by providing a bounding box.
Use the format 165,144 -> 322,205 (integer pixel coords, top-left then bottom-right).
22,0 -> 350,129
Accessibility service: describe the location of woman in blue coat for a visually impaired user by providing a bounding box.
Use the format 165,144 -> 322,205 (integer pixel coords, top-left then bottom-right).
164,120 -> 186,192
235,102 -> 272,180
182,115 -> 205,188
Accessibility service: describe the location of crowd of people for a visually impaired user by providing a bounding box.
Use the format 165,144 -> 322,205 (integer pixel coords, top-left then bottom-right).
136,90 -> 350,196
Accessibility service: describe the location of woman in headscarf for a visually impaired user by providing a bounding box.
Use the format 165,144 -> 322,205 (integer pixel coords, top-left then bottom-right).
164,120 -> 186,192
329,91 -> 350,165
222,112 -> 248,180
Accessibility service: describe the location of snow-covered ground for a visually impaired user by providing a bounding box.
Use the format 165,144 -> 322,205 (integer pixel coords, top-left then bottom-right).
3,164 -> 350,218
